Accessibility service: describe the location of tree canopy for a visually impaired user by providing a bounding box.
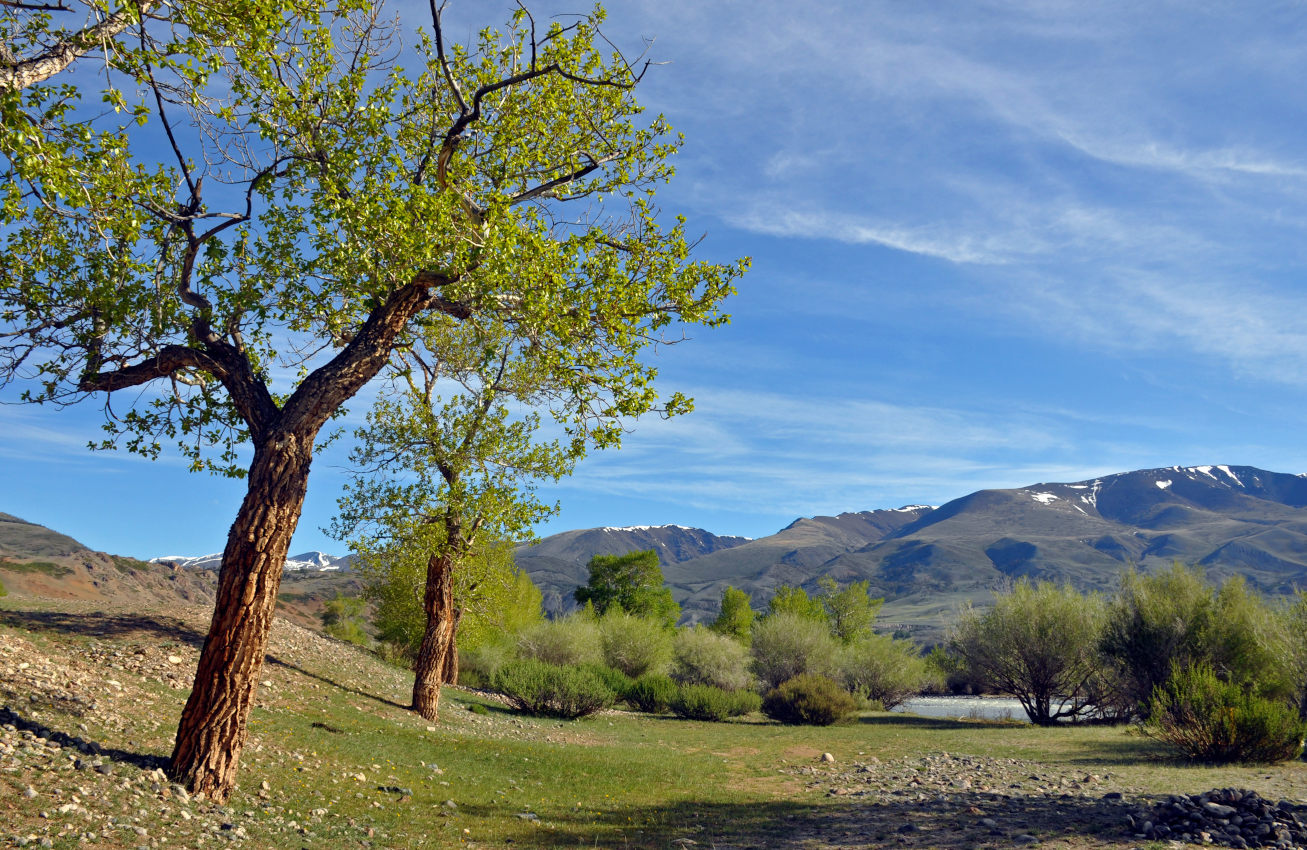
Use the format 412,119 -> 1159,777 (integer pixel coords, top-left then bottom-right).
709,585 -> 754,641
574,549 -> 679,625
1,0 -> 742,800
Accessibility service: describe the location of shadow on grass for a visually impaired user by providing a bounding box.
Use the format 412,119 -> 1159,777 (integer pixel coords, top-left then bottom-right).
0,706 -> 168,772
0,609 -> 406,710
1060,734 -> 1174,766
455,788 -> 1137,849
858,714 -> 1022,731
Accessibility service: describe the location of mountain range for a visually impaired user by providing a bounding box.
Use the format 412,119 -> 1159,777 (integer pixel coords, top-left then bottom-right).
150,551 -> 351,572
516,465 -> 1307,640
11,463 -> 1307,645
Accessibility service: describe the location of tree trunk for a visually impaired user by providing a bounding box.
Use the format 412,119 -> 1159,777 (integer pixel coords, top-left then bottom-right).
168,435 -> 313,802
440,607 -> 462,686
411,552 -> 457,721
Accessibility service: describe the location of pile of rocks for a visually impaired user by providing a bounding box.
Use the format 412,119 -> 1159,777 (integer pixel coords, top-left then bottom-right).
1130,788 -> 1307,848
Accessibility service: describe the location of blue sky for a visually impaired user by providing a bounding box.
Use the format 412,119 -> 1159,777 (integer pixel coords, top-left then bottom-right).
6,1 -> 1307,558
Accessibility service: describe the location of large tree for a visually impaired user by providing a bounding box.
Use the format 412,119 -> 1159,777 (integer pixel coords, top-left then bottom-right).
1,1 -> 742,801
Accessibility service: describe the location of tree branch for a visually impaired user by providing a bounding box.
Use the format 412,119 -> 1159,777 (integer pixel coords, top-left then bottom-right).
0,1 -> 155,90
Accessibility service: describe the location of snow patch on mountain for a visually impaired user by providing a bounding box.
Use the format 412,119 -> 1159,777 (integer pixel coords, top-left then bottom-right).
151,550 -> 347,572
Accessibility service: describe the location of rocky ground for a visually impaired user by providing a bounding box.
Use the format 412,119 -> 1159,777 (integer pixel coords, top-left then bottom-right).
768,753 -> 1307,850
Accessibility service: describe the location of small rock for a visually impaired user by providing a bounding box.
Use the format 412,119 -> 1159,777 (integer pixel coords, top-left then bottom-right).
820,753 -> 835,763
444,800 -> 457,809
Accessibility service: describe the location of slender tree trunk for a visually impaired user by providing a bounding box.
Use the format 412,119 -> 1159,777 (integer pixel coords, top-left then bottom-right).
412,552 -> 457,721
169,434 -> 313,801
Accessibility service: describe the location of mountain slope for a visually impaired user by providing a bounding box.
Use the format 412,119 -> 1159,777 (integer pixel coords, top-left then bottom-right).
735,466 -> 1307,637
513,466 -> 1307,641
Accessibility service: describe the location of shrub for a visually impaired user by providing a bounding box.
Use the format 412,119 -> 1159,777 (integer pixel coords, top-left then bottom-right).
517,615 -> 603,668
0,577 -> 6,597
762,674 -> 857,726
598,611 -> 672,678
580,663 -> 635,699
670,684 -> 761,721
324,619 -> 370,646
750,611 -> 839,690
838,633 -> 932,710
1100,565 -> 1289,718
626,673 -> 679,714
460,640 -> 517,688
492,659 -> 615,719
950,580 -> 1106,725
922,646 -> 982,695
1144,663 -> 1306,764
672,626 -> 753,691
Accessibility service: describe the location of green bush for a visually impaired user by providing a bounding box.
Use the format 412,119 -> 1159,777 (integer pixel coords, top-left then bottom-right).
672,625 -> 753,691
0,577 -> 6,597
626,673 -> 679,714
580,663 -> 635,699
492,659 -> 615,719
670,684 -> 761,721
599,611 -> 673,678
950,580 -> 1106,725
0,559 -> 71,578
517,615 -> 603,668
750,611 -> 839,690
1101,565 -> 1291,718
762,674 -> 857,726
1144,663 -> 1306,764
838,633 -> 933,710
460,640 -> 517,688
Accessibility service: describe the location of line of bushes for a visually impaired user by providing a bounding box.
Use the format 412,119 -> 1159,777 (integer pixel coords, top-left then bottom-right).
945,564 -> 1307,763
461,579 -> 938,726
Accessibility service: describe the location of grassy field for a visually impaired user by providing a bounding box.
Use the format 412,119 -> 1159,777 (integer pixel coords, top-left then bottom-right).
2,598 -> 1307,849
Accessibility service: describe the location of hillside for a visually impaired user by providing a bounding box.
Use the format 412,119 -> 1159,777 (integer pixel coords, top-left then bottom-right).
0,513 -> 357,631
515,466 -> 1307,640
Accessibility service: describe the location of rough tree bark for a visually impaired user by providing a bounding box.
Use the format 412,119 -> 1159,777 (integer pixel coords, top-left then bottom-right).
412,551 -> 457,720
440,607 -> 461,686
169,433 -> 313,799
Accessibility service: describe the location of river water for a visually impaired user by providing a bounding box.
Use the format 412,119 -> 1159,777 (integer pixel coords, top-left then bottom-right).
893,695 -> 1030,723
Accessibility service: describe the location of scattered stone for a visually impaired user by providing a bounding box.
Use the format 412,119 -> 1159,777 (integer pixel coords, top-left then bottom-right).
820,752 -> 835,763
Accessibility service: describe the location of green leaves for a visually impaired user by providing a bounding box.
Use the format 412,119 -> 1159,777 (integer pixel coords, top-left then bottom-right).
4,0 -> 743,487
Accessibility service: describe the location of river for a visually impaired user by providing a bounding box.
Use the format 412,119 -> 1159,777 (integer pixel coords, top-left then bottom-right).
893,695 -> 1030,723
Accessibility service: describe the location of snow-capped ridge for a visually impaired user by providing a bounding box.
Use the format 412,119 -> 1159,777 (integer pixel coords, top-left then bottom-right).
150,550 -> 348,572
